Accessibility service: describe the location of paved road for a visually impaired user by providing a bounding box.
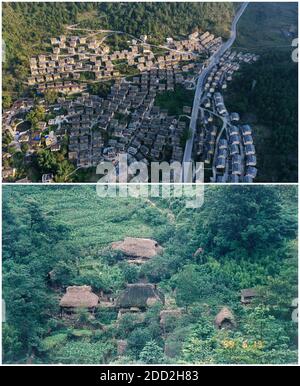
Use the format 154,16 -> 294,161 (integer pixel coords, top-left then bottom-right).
182,2 -> 249,182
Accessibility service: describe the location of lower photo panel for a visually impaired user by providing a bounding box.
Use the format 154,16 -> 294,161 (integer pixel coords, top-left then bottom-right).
2,184 -> 298,365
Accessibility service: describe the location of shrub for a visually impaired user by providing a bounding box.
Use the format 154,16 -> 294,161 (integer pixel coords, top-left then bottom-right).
40,333 -> 68,352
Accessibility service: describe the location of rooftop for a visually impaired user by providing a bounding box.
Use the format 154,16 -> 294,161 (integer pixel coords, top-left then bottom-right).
59,285 -> 99,308
111,237 -> 163,258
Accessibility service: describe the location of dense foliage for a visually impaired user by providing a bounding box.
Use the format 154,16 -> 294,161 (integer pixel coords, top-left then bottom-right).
225,50 -> 298,182
2,185 -> 298,364
98,2 -> 234,39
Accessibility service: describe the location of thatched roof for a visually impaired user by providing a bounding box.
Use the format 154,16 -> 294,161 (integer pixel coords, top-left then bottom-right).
116,283 -> 165,309
111,237 -> 163,259
214,307 -> 236,329
241,288 -> 257,298
60,285 -> 99,308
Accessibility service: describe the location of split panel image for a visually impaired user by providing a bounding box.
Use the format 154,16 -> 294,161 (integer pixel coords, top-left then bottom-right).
2,2 -> 298,183
2,184 -> 298,364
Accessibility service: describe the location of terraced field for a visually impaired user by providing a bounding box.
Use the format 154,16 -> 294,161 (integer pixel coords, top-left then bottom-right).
3,185 -> 170,252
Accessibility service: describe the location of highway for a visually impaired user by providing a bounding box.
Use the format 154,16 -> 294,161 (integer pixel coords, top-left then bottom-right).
182,2 -> 249,182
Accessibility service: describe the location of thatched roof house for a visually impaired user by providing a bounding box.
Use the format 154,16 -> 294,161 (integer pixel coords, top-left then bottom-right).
60,285 -> 99,309
111,237 -> 163,261
214,307 -> 236,330
241,288 -> 258,304
116,283 -> 165,310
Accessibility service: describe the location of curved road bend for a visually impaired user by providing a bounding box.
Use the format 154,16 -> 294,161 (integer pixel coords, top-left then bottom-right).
182,2 -> 249,182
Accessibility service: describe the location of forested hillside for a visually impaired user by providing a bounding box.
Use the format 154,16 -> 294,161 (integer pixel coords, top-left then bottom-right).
2,185 -> 298,364
2,2 -> 234,106
224,51 -> 298,182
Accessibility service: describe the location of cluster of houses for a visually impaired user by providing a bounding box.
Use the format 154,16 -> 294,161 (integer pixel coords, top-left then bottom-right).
57,236 -> 259,358
204,50 -> 259,96
195,50 -> 259,182
37,81 -> 87,95
1,96 -> 66,180
28,30 -> 219,93
59,237 -> 259,318
168,30 -> 222,55
2,98 -> 47,181
58,93 -> 105,167
2,65 -> 193,181
55,67 -> 192,169
3,30 -> 218,180
214,123 -> 257,183
59,237 -> 165,318
4,29 -> 261,183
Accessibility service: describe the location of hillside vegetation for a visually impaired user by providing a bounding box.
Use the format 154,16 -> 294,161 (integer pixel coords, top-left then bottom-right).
235,2 -> 298,49
224,51 -> 298,182
2,185 -> 298,364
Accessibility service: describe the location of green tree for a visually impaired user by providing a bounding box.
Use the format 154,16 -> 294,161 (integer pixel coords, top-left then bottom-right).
2,324 -> 23,363
127,328 -> 152,358
44,89 -> 58,104
194,186 -> 296,260
26,106 -> 46,128
139,340 -> 164,364
54,160 -> 75,182
172,264 -> 217,307
50,260 -> 77,286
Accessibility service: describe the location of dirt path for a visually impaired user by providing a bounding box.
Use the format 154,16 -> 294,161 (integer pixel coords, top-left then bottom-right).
145,198 -> 176,224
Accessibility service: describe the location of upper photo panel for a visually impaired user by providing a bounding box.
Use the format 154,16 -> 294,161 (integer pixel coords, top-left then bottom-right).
2,2 -> 298,183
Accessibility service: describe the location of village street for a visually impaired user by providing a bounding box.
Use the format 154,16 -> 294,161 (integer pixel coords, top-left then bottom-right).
182,2 -> 249,181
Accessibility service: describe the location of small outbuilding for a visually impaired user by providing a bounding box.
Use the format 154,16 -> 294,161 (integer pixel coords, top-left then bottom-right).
241,288 -> 258,305
214,307 -> 236,330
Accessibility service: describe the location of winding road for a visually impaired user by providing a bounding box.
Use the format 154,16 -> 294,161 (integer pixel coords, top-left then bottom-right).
182,2 -> 249,182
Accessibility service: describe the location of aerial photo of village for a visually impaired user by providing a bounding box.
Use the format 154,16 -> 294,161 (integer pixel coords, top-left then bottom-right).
2,2 -> 298,183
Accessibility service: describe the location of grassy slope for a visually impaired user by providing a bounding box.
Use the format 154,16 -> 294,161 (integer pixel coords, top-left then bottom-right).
234,2 -> 298,50
3,185 -> 171,252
